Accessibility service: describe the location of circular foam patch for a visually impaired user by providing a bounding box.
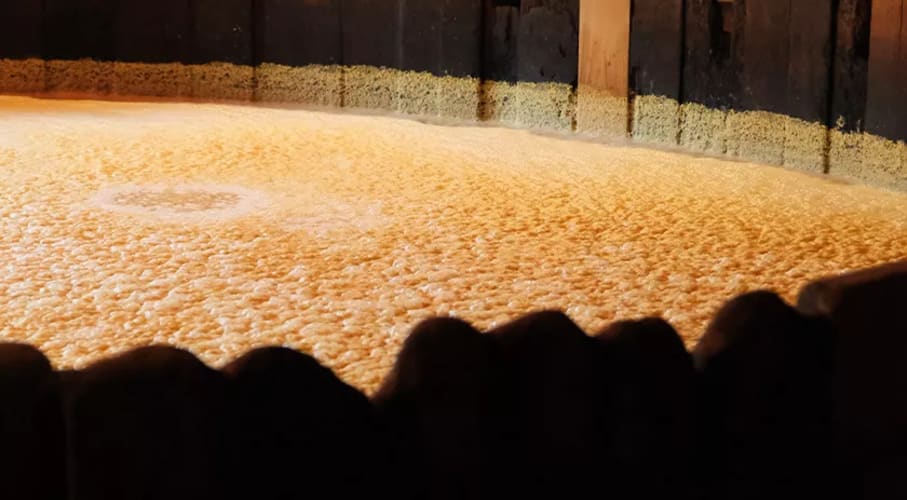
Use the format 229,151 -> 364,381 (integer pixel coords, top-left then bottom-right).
91,183 -> 269,222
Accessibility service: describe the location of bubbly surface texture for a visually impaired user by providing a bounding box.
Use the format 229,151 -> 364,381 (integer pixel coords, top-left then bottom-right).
1,96 -> 905,391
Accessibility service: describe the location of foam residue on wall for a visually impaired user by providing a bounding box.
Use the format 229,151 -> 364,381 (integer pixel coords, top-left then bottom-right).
343,65 -> 397,111
191,62 -> 255,102
255,63 -> 343,107
632,95 -> 680,145
724,110 -> 787,166
830,127 -> 907,191
113,62 -> 193,98
679,102 -> 729,155
574,86 -> 627,139
783,117 -> 828,173
0,58 -> 44,93
393,71 -> 444,117
435,76 -> 482,122
481,80 -> 576,131
675,97 -> 907,187
45,59 -> 113,94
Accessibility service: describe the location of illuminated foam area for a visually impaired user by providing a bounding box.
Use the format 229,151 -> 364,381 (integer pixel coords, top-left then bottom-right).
0,96 -> 905,391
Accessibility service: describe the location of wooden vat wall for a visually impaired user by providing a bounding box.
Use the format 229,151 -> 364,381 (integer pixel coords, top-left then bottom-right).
0,0 -> 904,189
629,0 -> 905,188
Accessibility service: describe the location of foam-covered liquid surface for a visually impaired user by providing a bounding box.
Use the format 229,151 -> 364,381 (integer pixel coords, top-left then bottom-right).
1,96 -> 905,391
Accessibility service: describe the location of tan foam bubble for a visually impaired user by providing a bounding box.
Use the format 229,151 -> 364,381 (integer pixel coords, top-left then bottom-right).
0,95 -> 905,393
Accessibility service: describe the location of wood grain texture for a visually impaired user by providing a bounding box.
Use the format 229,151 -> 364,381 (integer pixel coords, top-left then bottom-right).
787,0 -> 834,124
483,1 -> 520,82
629,0 -> 683,99
831,0 -> 872,131
741,0 -> 791,115
901,0 -> 907,140
579,0 -> 628,96
398,0 -> 481,77
682,0 -> 744,109
517,0 -> 578,84
443,0 -> 484,78
865,0 -> 906,141
483,0 -> 577,84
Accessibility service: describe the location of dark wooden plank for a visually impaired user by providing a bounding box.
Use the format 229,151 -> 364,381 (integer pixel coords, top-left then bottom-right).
400,1 -> 443,74
442,0 -> 484,78
396,1 -> 483,75
682,0 -> 744,110
43,0 -> 117,61
0,0 -> 42,59
193,0 -> 254,66
865,0 -> 905,141
115,0 -> 192,63
901,0 -> 907,142
630,0 -> 683,99
340,0 -> 400,109
740,0 -> 791,115
516,0 -> 579,84
787,0 -> 835,124
482,0 -> 520,82
341,0 -> 399,69
681,0 -> 711,105
831,0 -> 872,132
254,0 -> 342,66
